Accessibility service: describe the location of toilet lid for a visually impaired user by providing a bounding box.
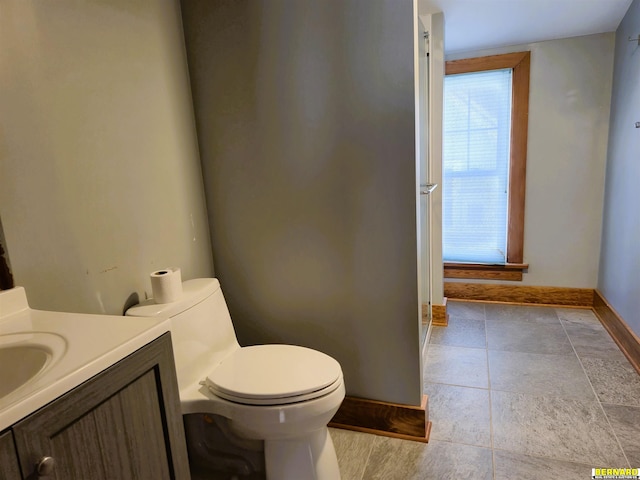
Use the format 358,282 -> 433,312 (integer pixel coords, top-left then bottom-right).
204,345 -> 342,405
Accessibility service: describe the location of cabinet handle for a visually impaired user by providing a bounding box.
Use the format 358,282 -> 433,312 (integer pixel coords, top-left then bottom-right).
37,456 -> 55,477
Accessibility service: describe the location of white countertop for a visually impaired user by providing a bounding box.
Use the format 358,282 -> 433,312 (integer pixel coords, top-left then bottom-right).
0,287 -> 170,431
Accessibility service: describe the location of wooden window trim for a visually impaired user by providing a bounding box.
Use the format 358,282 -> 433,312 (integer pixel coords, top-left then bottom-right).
444,51 -> 530,280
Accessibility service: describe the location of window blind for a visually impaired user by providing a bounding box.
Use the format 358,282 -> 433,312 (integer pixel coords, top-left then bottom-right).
443,69 -> 512,264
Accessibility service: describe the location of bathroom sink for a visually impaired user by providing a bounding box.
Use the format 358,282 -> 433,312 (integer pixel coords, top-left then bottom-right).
0,345 -> 50,398
0,333 -> 66,400
0,285 -> 171,431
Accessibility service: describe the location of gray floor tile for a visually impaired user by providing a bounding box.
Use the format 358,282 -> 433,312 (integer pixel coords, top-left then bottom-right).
330,428 -> 375,480
488,350 -> 595,400
581,356 -> 640,406
424,383 -> 491,447
491,390 -> 628,465
424,345 -> 488,388
563,321 -> 623,358
361,438 -> 493,480
602,404 -> 640,465
494,450 -> 594,480
335,302 -> 640,478
556,307 -> 601,326
446,301 -> 486,320
485,303 -> 560,325
430,317 -> 486,348
486,320 -> 573,354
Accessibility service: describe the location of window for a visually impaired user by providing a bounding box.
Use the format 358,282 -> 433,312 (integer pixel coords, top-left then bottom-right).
443,52 -> 530,281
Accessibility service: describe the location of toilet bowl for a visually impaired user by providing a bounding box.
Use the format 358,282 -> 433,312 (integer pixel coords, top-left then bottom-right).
126,278 -> 345,480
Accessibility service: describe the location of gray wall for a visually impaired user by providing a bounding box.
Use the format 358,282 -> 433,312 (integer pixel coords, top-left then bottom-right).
181,0 -> 422,405
0,0 -> 213,314
599,0 -> 640,336
446,33 -> 615,288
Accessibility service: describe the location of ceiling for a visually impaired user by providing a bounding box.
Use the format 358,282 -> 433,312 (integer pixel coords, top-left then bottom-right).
418,0 -> 633,54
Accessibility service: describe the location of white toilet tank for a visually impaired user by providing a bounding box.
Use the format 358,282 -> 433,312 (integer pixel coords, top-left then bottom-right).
126,278 -> 241,392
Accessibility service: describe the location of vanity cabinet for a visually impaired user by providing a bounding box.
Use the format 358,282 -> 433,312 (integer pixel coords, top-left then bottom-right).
0,430 -> 22,480
6,333 -> 190,479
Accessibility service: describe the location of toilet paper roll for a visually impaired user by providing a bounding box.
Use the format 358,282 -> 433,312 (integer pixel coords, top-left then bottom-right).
150,267 -> 182,304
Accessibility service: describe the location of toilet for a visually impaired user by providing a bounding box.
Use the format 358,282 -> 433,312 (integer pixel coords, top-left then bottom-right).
126,278 -> 345,480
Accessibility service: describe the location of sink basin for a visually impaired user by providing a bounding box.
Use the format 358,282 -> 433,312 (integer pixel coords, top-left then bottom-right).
0,333 -> 66,400
0,285 -> 170,431
0,345 -> 50,399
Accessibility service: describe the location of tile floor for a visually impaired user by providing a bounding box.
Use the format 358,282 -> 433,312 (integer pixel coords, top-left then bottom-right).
331,301 -> 640,479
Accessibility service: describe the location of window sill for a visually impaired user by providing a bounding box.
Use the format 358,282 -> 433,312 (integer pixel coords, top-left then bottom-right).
444,262 -> 529,281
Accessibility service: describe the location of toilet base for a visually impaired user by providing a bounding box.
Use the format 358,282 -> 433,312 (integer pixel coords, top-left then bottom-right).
264,427 -> 341,480
184,413 -> 265,478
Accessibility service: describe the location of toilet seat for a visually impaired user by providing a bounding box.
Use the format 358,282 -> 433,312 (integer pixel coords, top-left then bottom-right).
203,345 -> 342,406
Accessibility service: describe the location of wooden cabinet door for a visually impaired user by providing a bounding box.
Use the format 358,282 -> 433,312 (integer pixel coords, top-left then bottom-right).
0,430 -> 22,480
12,334 -> 190,480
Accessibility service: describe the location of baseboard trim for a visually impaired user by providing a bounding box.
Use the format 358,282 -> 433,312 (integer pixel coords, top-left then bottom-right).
422,301 -> 448,326
444,282 -> 594,307
329,395 -> 430,443
432,299 -> 448,326
593,290 -> 640,375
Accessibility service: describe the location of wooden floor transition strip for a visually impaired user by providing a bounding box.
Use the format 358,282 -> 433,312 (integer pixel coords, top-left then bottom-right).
329,395 -> 429,443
